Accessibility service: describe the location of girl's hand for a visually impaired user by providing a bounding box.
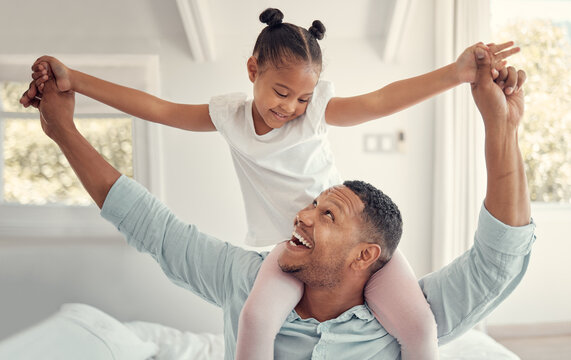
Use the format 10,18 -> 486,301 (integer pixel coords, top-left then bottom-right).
456,41 -> 520,90
31,56 -> 73,94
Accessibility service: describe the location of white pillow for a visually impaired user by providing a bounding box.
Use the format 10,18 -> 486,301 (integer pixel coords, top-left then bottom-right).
0,303 -> 158,360
125,321 -> 224,360
439,329 -> 520,360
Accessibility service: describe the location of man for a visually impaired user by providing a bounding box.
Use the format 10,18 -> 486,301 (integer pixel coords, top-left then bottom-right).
28,48 -> 535,359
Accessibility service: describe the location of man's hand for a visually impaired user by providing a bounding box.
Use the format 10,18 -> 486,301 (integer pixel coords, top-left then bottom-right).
470,47 -> 526,133
20,56 -> 72,108
38,78 -> 76,143
32,70 -> 120,209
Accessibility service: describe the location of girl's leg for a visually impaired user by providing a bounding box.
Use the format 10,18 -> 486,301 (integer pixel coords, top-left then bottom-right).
235,242 -> 304,360
365,249 -> 439,360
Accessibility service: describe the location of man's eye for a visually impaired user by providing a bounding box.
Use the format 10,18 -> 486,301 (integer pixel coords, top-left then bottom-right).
313,200 -> 317,208
325,210 -> 334,221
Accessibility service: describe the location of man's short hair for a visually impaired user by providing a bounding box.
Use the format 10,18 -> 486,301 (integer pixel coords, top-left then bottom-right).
343,180 -> 403,273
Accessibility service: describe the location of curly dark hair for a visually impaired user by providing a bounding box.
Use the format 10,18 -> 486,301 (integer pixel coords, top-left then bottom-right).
343,180 -> 403,272
253,8 -> 325,71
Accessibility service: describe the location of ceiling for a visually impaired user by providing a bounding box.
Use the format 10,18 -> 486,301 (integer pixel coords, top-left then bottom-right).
0,0 -> 412,63
175,0 -> 412,62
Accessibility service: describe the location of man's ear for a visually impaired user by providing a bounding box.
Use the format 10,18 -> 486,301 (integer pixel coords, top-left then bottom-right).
247,56 -> 259,83
351,243 -> 381,271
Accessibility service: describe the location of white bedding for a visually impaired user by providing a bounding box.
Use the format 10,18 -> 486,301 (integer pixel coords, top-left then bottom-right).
0,303 -> 519,360
124,321 -> 224,360
0,304 -> 158,360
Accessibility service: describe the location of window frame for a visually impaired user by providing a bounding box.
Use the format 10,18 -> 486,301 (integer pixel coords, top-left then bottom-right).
0,54 -> 163,239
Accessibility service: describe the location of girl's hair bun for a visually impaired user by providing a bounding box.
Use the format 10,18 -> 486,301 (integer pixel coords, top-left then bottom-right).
308,20 -> 326,40
259,8 -> 284,27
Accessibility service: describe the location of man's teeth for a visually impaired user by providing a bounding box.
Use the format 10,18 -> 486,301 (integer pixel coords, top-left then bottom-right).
292,230 -> 312,249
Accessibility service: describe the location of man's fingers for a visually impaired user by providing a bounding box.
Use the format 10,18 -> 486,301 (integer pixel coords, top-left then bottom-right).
19,80 -> 45,108
22,82 -> 37,101
497,67 -> 509,84
516,69 -> 527,92
30,98 -> 40,109
503,66 -> 517,95
35,76 -> 49,89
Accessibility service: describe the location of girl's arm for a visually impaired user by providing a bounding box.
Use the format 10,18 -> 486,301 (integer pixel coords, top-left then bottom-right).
325,41 -> 519,127
26,56 -> 215,132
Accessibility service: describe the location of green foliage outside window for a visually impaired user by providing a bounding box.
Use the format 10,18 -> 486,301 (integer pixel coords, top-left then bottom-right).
494,19 -> 571,203
1,82 -> 133,205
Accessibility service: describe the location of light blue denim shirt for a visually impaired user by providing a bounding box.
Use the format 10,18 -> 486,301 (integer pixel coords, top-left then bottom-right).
101,176 -> 536,360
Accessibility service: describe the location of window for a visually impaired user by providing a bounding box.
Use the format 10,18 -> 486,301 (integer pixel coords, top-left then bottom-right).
485,1 -> 571,330
0,55 -> 161,238
1,82 -> 133,205
491,0 -> 571,204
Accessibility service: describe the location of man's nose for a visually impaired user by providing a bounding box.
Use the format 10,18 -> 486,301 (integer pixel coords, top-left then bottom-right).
296,208 -> 314,226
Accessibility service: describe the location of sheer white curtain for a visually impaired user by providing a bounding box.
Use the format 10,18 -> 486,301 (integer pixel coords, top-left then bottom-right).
431,0 -> 490,270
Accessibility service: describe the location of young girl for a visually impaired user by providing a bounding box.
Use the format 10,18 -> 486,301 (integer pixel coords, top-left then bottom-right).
22,8 -> 518,359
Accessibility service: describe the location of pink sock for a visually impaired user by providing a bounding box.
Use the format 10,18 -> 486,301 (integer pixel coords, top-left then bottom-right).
365,248 -> 439,359
235,242 -> 304,360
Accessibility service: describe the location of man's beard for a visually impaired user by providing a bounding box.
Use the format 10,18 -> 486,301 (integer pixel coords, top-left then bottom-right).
279,263 -> 303,274
279,260 -> 343,289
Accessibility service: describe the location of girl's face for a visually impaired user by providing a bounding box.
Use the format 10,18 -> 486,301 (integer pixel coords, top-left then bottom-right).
248,57 -> 320,135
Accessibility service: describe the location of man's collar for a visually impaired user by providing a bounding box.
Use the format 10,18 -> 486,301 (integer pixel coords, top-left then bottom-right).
287,304 -> 375,324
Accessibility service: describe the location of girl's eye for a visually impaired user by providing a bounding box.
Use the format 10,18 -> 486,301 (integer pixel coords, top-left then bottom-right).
274,89 -> 287,97
298,98 -> 310,104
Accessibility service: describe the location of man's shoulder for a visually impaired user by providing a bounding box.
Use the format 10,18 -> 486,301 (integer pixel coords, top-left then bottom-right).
223,246 -> 267,292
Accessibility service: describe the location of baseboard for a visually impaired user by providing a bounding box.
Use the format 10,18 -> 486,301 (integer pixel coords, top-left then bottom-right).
487,322 -> 571,339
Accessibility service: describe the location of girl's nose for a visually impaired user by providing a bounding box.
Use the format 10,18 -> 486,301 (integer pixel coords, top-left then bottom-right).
283,98 -> 297,114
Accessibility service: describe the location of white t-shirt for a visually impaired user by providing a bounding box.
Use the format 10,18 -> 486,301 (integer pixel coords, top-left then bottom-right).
209,81 -> 342,246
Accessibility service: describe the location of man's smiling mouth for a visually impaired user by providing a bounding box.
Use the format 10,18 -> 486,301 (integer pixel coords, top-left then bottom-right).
289,230 -> 312,249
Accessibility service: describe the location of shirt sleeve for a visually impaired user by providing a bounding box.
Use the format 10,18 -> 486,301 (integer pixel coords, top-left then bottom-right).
419,203 -> 536,345
209,92 -> 248,134
100,175 -> 261,307
305,80 -> 335,133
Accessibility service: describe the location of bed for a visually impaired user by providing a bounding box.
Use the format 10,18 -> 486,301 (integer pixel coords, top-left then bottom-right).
0,303 -> 519,359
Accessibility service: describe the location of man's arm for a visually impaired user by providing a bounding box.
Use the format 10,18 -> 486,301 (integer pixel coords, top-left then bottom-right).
471,48 -> 530,225
419,48 -> 535,344
38,79 -> 120,208
36,78 -> 261,306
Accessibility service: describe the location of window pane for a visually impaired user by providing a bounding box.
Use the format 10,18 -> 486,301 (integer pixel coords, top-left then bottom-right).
491,1 -> 571,203
2,117 -> 133,205
0,81 -> 36,113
